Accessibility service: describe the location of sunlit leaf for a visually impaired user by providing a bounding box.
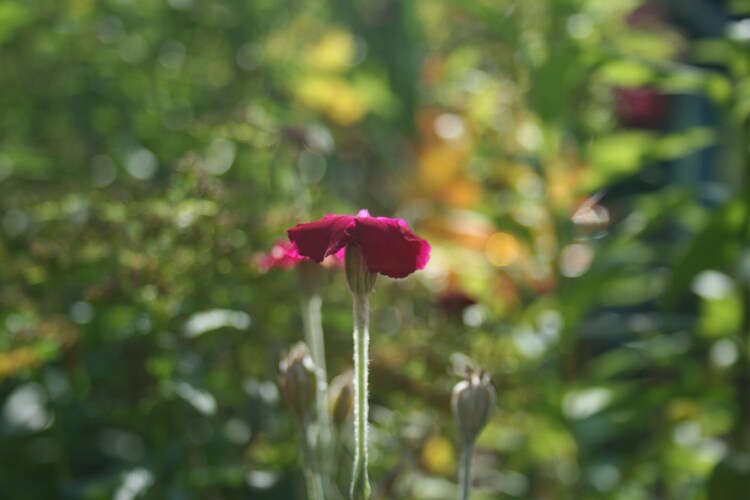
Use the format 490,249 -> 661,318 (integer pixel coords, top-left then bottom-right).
583,131 -> 654,191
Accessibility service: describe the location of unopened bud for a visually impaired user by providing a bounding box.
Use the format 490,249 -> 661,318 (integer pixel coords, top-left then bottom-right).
345,244 -> 376,296
329,370 -> 354,426
452,368 -> 495,444
279,343 -> 317,420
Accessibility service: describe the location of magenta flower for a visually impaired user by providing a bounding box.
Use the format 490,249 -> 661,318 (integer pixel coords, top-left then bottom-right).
255,241 -> 304,272
615,87 -> 668,129
288,210 -> 431,279
256,240 -> 344,273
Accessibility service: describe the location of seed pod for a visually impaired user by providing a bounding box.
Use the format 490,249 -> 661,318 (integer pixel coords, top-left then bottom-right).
451,368 -> 495,444
279,343 -> 317,421
329,370 -> 354,426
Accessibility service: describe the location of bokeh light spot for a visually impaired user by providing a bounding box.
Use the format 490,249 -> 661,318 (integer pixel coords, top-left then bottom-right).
125,148 -> 158,180
567,13 -> 594,39
560,243 -> 594,277
204,138 -> 236,175
236,42 -> 264,71
167,0 -> 192,10
70,301 -> 94,325
485,232 -> 520,267
91,154 -> 117,187
710,339 -> 739,368
158,40 -> 186,69
297,150 -> 326,183
691,270 -> 733,300
421,435 -> 456,476
434,113 -> 466,141
2,209 -> 29,236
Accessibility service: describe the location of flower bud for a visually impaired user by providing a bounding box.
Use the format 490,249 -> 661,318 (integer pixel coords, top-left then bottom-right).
452,368 -> 495,444
345,244 -> 377,296
329,370 -> 354,427
279,343 -> 317,421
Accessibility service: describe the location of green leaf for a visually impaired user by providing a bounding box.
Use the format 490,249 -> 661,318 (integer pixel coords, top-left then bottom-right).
596,60 -> 655,87
708,455 -> 750,500
0,2 -> 31,45
663,199 -> 747,306
583,131 -> 655,191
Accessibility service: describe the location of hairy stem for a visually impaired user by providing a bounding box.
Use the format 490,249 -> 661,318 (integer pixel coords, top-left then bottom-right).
458,441 -> 474,500
300,417 -> 326,500
351,292 -> 371,499
300,293 -> 336,496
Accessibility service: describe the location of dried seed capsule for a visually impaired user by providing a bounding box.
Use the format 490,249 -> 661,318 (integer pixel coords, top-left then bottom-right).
279,343 -> 317,421
451,368 -> 495,444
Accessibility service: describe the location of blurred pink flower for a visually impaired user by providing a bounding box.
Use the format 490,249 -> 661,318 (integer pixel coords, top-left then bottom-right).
255,240 -> 304,272
287,209 -> 431,279
615,87 -> 668,129
256,240 -> 344,272
626,0 -> 669,29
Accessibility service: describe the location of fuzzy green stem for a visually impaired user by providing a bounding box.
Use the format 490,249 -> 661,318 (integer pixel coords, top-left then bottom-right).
301,294 -> 332,441
351,292 -> 371,499
302,295 -> 327,392
300,291 -> 341,499
458,441 -> 474,500
300,417 -> 326,500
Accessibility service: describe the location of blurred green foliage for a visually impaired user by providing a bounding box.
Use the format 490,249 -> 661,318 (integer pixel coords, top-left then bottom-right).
1,0 -> 750,498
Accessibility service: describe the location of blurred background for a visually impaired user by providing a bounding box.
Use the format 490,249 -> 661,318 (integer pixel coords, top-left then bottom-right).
2,0 -> 750,498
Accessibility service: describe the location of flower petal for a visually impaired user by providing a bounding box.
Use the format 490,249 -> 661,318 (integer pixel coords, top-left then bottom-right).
288,214 -> 355,263
348,216 -> 431,278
